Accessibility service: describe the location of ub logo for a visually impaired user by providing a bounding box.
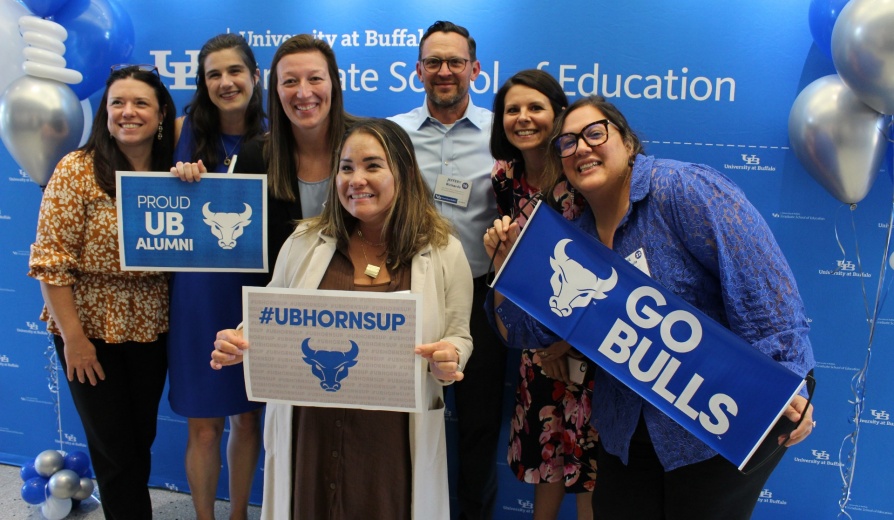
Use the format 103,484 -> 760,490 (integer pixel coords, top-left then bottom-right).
549,239 -> 617,317
149,50 -> 200,90
837,260 -> 856,272
742,154 -> 760,165
202,202 -> 252,249
812,450 -> 830,460
760,489 -> 773,499
164,483 -> 179,491
0,355 -> 8,363
64,433 -> 77,443
517,499 -> 534,510
871,409 -> 890,421
301,338 -> 360,392
26,321 -> 39,331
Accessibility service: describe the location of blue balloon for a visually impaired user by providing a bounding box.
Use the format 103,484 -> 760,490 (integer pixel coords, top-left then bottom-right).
63,451 -> 91,477
20,461 -> 40,482
20,0 -> 73,17
21,476 -> 49,505
52,0 -> 135,100
808,0 -> 849,59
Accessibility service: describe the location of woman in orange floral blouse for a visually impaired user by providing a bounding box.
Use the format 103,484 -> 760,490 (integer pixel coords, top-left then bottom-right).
28,65 -> 176,520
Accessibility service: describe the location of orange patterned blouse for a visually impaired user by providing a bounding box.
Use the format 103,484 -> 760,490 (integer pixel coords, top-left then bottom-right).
28,151 -> 169,344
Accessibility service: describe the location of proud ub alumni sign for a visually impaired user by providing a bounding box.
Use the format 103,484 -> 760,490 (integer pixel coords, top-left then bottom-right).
493,203 -> 805,469
116,172 -> 267,272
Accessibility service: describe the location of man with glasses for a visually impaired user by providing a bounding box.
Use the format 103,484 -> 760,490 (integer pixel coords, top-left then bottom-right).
390,20 -> 503,520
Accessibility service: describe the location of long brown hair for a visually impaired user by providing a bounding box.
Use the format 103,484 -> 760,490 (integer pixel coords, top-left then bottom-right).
183,33 -> 265,170
306,119 -> 453,271
82,66 -> 176,196
266,34 -> 358,201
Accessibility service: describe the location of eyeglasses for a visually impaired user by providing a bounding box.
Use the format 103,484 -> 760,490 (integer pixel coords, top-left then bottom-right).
421,57 -> 470,74
553,119 -> 614,158
110,64 -> 160,77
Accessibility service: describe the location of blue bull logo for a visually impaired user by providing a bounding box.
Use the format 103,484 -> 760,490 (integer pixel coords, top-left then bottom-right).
301,338 -> 360,392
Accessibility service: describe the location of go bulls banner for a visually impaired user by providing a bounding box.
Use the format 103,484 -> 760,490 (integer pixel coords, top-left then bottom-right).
116,172 -> 267,272
492,202 -> 805,469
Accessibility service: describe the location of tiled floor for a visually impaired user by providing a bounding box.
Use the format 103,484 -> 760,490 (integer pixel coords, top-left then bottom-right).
0,464 -> 261,519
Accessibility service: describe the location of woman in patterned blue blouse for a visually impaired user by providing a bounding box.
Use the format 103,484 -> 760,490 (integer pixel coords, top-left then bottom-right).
484,95 -> 816,519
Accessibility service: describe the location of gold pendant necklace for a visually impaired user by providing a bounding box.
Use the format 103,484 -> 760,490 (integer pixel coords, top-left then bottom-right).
357,229 -> 385,279
221,135 -> 243,167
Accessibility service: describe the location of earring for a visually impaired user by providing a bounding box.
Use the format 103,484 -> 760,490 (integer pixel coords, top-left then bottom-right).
157,123 -> 163,141
627,156 -> 635,167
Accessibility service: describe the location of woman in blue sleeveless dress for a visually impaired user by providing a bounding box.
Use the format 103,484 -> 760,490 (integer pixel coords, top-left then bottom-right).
167,33 -> 267,520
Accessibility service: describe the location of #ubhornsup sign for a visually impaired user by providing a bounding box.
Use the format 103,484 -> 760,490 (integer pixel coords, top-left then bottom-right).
242,286 -> 423,413
116,172 -> 267,272
492,203 -> 805,470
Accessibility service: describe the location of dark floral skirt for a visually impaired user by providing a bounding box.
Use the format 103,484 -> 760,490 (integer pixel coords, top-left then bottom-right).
507,349 -> 598,493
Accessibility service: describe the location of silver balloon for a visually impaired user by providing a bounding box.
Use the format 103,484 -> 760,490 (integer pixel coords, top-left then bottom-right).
0,75 -> 84,186
48,469 -> 81,499
33,449 -> 64,478
71,477 -> 95,501
788,75 -> 887,204
832,0 -> 894,114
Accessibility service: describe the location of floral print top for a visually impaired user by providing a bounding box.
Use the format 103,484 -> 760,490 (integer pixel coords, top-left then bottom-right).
490,159 -> 584,225
28,151 -> 169,343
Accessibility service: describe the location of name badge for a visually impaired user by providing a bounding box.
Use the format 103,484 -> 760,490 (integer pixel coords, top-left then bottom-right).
625,247 -> 651,277
433,174 -> 471,208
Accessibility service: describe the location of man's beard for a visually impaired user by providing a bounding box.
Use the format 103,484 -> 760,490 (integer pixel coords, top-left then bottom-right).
427,85 -> 467,110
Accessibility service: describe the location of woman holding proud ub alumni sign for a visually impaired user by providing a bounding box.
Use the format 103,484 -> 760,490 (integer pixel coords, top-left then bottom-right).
212,118 -> 472,519
166,33 -> 267,520
484,95 -> 815,519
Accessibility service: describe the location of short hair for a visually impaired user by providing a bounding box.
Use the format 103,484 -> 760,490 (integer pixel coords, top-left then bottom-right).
82,66 -> 176,196
490,69 -> 568,167
544,95 -> 645,201
184,33 -> 265,170
266,34 -> 358,201
308,118 -> 453,271
418,20 -> 477,62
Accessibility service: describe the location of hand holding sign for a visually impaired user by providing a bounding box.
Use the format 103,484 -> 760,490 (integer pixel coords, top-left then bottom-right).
211,328 -> 248,369
484,215 -> 520,273
171,159 -> 207,183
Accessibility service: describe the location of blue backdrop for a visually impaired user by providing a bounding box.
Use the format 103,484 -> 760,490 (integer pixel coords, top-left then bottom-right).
2,1 -> 893,518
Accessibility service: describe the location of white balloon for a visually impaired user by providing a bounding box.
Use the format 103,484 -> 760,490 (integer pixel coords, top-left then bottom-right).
24,61 -> 83,84
40,496 -> 72,520
17,15 -> 68,41
0,0 -> 29,95
23,31 -> 65,55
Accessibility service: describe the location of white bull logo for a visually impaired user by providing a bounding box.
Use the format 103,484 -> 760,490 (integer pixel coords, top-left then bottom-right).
202,202 -> 252,249
549,239 -> 617,317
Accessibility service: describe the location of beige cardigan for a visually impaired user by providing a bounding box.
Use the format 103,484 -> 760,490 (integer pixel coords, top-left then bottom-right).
260,225 -> 473,520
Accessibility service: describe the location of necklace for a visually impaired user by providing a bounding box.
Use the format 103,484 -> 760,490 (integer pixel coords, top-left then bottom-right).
357,229 -> 385,279
221,135 -> 243,166
356,228 -> 385,247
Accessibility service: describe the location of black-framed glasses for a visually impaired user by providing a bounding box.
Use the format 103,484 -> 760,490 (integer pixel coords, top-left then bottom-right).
110,64 -> 160,77
421,57 -> 470,74
553,119 -> 614,158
